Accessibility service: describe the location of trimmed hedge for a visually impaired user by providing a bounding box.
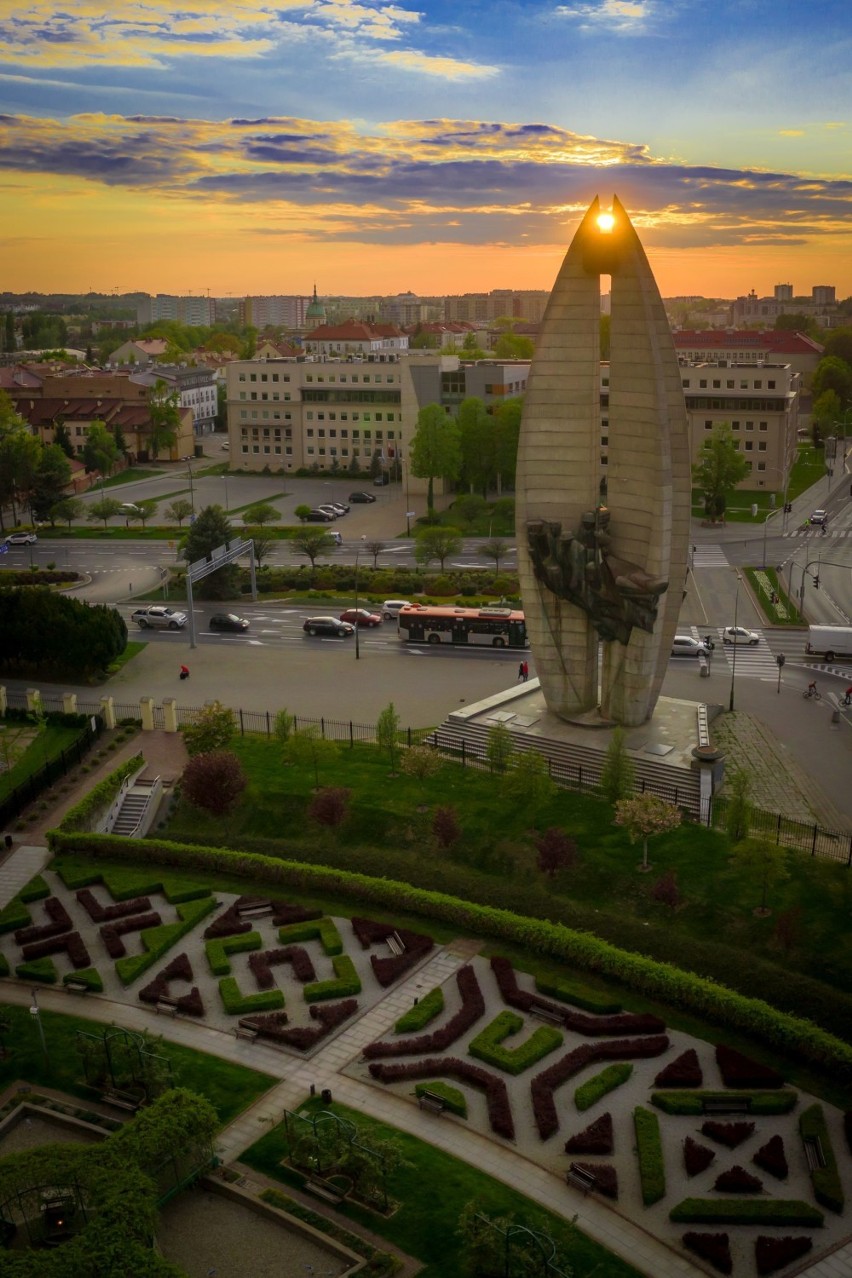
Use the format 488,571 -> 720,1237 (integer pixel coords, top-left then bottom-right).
670,1199 -> 824,1227
219,976 -> 285,1016
62,966 -> 104,992
277,916 -> 343,955
396,986 -> 444,1034
799,1104 -> 844,1213
60,754 -> 143,832
20,875 -> 51,903
114,897 -> 216,985
0,874 -> 50,936
651,1091 -> 797,1116
469,1010 -> 563,1076
46,830 -> 852,1082
634,1106 -> 666,1205
15,957 -> 59,982
205,930 -> 263,976
574,1063 -> 633,1112
304,955 -> 361,1003
535,973 -> 621,1015
414,1080 -> 467,1118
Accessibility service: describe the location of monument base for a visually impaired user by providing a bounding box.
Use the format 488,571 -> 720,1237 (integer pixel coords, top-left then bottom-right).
431,679 -> 724,818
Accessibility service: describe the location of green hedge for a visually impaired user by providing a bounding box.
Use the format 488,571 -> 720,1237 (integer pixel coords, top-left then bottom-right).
62,967 -> 104,992
536,974 -> 621,1015
469,1010 -> 562,1076
278,917 -> 343,955
20,875 -> 50,903
60,753 -> 144,832
15,957 -> 58,983
0,874 -> 50,935
46,831 -> 852,1084
669,1198 -> 824,1226
575,1063 -> 633,1112
634,1106 -> 665,1205
415,1080 -> 467,1118
304,955 -> 361,1003
205,930 -> 262,976
396,986 -> 444,1034
219,977 -> 285,1017
114,896 -> 216,985
55,857 -> 211,904
800,1104 -> 844,1213
651,1091 -> 798,1116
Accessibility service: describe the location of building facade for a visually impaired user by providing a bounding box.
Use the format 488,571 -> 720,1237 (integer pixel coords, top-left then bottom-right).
129,364 -> 218,436
240,296 -> 311,329
136,294 -> 217,327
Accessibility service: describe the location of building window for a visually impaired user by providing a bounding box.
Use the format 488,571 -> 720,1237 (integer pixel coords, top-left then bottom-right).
759,421 -> 768,431
745,441 -> 753,451
754,380 -> 762,389
699,379 -> 707,388
768,380 -> 776,389
727,380 -> 734,388
682,379 -> 690,388
757,462 -> 766,471
758,442 -> 767,451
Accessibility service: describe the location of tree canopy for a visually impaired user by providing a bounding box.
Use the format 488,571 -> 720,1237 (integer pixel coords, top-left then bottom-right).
410,403 -> 462,511
0,588 -> 127,677
181,504 -> 239,598
457,397 -> 496,499
692,422 -> 750,520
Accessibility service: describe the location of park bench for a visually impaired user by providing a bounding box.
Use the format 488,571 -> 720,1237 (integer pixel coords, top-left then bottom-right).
305,1177 -> 344,1206
386,930 -> 406,957
418,1090 -> 447,1115
566,1163 -> 596,1195
234,1024 -> 259,1042
64,979 -> 91,995
804,1135 -> 826,1170
701,1096 -> 752,1115
101,1089 -> 143,1113
237,900 -> 273,920
154,996 -> 180,1017
530,1004 -> 565,1026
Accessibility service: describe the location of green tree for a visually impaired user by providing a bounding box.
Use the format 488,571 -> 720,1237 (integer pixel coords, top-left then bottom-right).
291,528 -> 336,579
242,501 -> 280,526
83,419 -> 119,480
811,389 -> 841,449
822,327 -> 852,366
286,725 -> 338,788
273,708 -> 294,745
458,397 -> 496,498
127,498 -> 158,528
87,496 -> 123,529
494,332 -> 534,359
30,442 -> 71,522
376,701 -> 401,774
181,504 -> 239,598
492,397 -> 522,494
364,539 -> 387,568
215,381 -> 228,431
294,504 -> 312,523
415,525 -> 462,570
461,330 -> 487,359
614,793 -> 682,872
811,355 -> 852,407
146,380 -> 181,458
485,722 -> 514,774
503,750 -> 554,827
410,402 -> 462,511
479,537 -> 510,573
725,767 -> 752,843
0,398 -> 41,527
53,420 -> 75,458
600,726 -> 636,805
453,493 -> 486,530
182,699 -> 236,756
400,743 -> 442,781
734,837 -> 789,916
51,496 -> 85,528
3,311 -> 13,353
164,498 -> 193,526
774,311 -> 821,338
692,422 -> 750,521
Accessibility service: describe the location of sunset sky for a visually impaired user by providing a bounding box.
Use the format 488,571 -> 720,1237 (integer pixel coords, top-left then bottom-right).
1,0 -> 851,300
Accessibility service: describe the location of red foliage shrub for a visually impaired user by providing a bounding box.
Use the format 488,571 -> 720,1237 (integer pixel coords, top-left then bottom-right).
76,889 -> 152,922
534,827 -> 578,878
683,1233 -> 732,1275
753,1134 -> 788,1180
531,1035 -> 669,1141
564,1112 -> 613,1155
655,1048 -> 702,1088
308,786 -> 351,828
651,868 -> 681,909
182,749 -> 247,821
490,956 -> 664,1037
363,964 -> 484,1059
21,930 -> 90,968
432,805 -> 461,849
250,999 -> 358,1050
755,1236 -> 812,1275
684,1137 -> 715,1176
701,1120 -> 755,1148
138,953 -> 204,1016
715,1043 -> 784,1089
714,1164 -> 763,1193
15,897 -> 72,945
573,1162 -> 618,1199
368,1055 -> 514,1141
99,911 -> 161,959
248,946 -> 316,990
203,896 -> 322,941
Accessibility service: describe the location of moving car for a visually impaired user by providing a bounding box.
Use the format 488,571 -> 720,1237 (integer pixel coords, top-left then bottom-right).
132,606 -> 188,630
722,625 -> 759,645
348,491 -> 377,503
119,502 -> 141,515
382,599 -> 411,621
339,608 -> 382,627
5,531 -> 37,545
209,612 -> 250,632
809,509 -> 827,526
304,508 -> 335,522
670,635 -> 710,657
303,616 -> 355,638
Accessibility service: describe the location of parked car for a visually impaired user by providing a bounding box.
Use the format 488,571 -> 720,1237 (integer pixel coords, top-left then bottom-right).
349,491 -> 377,503
304,508 -> 335,522
132,606 -> 188,630
5,531 -> 37,545
209,612 -> 250,632
303,616 -> 355,638
119,502 -> 141,516
809,509 -> 827,526
323,499 -> 350,514
382,599 -> 411,621
339,608 -> 382,627
316,504 -> 342,519
670,635 -> 710,657
373,473 -> 390,486
722,626 -> 759,645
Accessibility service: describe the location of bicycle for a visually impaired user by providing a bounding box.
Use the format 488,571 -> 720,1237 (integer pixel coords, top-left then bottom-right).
803,687 -> 822,701
843,693 -> 852,707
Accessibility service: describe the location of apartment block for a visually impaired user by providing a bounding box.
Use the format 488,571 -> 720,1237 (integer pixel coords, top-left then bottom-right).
136,294 -> 217,327
240,296 -> 311,328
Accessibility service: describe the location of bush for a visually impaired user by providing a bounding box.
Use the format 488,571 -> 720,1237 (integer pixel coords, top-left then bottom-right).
395,987 -> 444,1034
114,897 -> 216,985
534,974 -> 621,1015
684,1137 -> 715,1176
205,930 -> 263,976
303,954 -> 361,1003
60,754 -> 144,832
277,916 -> 343,955
218,977 -> 285,1017
634,1106 -> 666,1205
702,1120 -> 755,1148
15,956 -> 58,982
414,1080 -> 467,1117
683,1233 -> 732,1275
469,1010 -> 563,1076
670,1200 -> 823,1227
652,1092 -> 796,1116
564,1111 -> 613,1154
716,1043 -> 784,1088
753,1135 -> 788,1180
574,1063 -> 633,1111
714,1165 -> 763,1193
755,1236 -> 812,1275
799,1103 -> 845,1212
655,1048 -> 702,1088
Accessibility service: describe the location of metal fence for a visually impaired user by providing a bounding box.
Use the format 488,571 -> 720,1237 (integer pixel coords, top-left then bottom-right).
709,794 -> 852,865
0,716 -> 104,832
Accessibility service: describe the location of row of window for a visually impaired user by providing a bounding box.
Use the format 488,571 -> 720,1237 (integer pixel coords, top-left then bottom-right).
306,428 -> 395,439
237,371 -> 399,385
684,378 -> 778,390
702,420 -> 769,431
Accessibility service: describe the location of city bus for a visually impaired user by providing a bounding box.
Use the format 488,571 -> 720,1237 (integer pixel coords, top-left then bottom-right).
397,604 -> 528,648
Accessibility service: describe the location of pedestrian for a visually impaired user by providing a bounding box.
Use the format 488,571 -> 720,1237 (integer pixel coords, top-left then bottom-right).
517,661 -> 525,682
179,664 -> 190,681
522,660 -> 529,682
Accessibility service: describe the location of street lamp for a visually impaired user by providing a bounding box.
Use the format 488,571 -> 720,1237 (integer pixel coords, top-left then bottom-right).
30,988 -> 48,1063
221,474 -> 229,511
354,534 -> 366,661
183,456 -> 195,514
728,574 -> 743,713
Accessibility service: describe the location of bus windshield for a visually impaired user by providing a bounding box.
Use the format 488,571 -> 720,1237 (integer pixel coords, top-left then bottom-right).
397,604 -> 527,649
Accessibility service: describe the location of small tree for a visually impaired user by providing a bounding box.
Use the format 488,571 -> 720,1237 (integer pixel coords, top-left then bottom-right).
294,504 -> 312,523
503,750 -> 554,827
128,497 -> 158,529
364,538 -> 387,568
479,537 -> 510,572
733,837 -> 789,916
291,527 -> 336,580
433,805 -> 461,849
309,787 -> 351,832
181,750 -> 247,828
182,699 -> 236,756
243,501 -> 280,526
485,722 -> 514,774
600,726 -> 635,805
165,498 -> 194,527
651,868 -> 681,909
725,768 -> 752,843
87,497 -> 122,529
251,535 -> 274,567
534,827 -> 578,878
286,726 -> 338,788
51,496 -> 85,529
614,793 -> 683,872
376,701 -> 401,774
273,708 -> 293,746
415,525 -> 463,570
773,904 -> 802,955
400,744 -> 441,782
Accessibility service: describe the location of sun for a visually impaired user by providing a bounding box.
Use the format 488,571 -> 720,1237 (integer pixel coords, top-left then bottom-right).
596,211 -> 616,233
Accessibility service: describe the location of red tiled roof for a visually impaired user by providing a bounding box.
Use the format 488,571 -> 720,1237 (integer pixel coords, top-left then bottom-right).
305,321 -> 404,340
673,329 -> 823,355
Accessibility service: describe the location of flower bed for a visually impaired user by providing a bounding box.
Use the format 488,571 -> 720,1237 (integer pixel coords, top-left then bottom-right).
670,1199 -> 823,1227
249,946 -> 316,990
14,896 -> 72,945
654,1048 -> 702,1088
138,952 -> 204,1016
277,916 -> 343,956
76,888 -> 152,923
219,976 -> 285,1017
100,911 -> 162,959
573,1162 -> 618,1199
114,897 -> 216,985
531,1035 -> 669,1141
469,1010 -> 562,1076
303,955 -> 361,1004
714,1165 -> 763,1194
702,1120 -> 755,1149
205,930 -> 263,976
363,964 -> 484,1059
257,999 -> 358,1050
684,1137 -> 715,1177
20,929 -> 90,968
490,956 -> 664,1036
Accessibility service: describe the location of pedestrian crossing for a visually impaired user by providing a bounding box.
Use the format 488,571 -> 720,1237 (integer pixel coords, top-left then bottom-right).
781,527 -> 851,539
685,625 -> 782,679
691,543 -> 729,568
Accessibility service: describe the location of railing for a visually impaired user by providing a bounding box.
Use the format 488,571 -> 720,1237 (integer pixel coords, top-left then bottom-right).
100,765 -> 148,834
120,775 -> 163,839
0,716 -> 104,831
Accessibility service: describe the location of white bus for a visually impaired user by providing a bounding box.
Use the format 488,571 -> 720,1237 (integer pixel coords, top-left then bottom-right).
397,604 -> 528,649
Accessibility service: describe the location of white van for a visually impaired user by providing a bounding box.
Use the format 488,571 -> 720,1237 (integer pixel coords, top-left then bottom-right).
805,626 -> 852,662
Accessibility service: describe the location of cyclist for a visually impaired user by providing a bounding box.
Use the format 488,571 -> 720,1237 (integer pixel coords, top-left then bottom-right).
806,680 -> 818,698
844,685 -> 852,706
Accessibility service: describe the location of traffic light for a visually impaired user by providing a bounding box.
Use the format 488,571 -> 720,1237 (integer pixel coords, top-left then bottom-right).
814,576 -> 820,590
784,502 -> 792,513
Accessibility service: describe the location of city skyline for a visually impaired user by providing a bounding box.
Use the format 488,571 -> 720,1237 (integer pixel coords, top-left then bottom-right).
1,1 -> 850,299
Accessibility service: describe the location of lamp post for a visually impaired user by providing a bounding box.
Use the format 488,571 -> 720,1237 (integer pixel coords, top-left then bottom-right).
183,456 -> 195,514
354,534 -> 366,661
30,987 -> 48,1063
728,574 -> 742,713
222,474 -> 229,511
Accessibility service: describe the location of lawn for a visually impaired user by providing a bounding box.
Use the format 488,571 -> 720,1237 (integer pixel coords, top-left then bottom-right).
0,1002 -> 276,1126
241,1095 -> 642,1278
161,736 -> 852,1047
0,723 -> 85,802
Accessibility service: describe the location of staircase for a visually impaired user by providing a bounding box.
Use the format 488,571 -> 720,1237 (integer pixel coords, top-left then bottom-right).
109,776 -> 162,838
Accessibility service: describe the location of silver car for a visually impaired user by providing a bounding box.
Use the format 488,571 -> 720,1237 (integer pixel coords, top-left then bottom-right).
132,606 -> 188,630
